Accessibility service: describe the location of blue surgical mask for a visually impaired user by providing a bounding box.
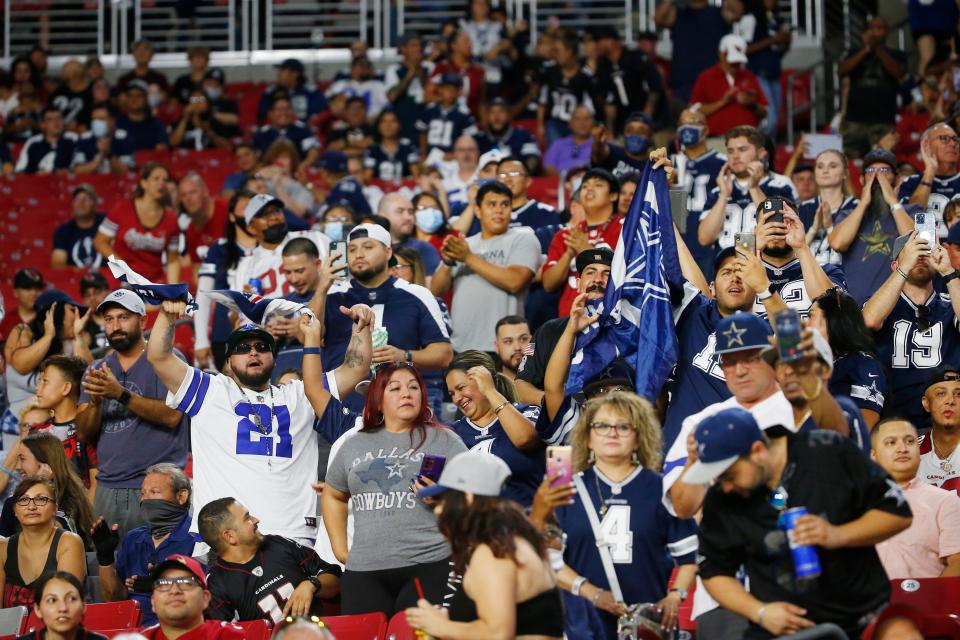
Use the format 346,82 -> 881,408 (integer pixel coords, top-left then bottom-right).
415,208 -> 445,233
324,221 -> 344,241
90,119 -> 109,138
624,134 -> 650,155
678,125 -> 703,147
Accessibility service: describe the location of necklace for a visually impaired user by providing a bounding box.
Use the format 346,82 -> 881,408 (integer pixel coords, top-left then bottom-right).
932,433 -> 957,472
234,380 -> 275,436
593,470 -> 609,517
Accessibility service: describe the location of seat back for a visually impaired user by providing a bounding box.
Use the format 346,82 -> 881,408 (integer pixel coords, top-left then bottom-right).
0,607 -> 27,637
385,612 -> 417,640
82,601 -> 143,631
235,619 -> 272,640
889,577 -> 960,638
320,612 -> 387,639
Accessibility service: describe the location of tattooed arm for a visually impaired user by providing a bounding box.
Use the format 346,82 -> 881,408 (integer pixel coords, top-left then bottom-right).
147,300 -> 191,394
302,305 -> 373,417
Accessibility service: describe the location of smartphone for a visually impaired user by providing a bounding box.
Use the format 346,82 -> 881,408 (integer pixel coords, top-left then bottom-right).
773,309 -> 803,364
418,454 -> 447,483
546,446 -> 573,487
762,197 -> 784,224
735,232 -> 756,256
329,241 -> 348,270
474,178 -> 495,187
669,188 -> 689,233
915,211 -> 938,246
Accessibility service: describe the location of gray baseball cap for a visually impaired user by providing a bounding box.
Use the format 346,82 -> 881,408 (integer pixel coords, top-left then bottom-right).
418,451 -> 511,498
97,289 -> 146,316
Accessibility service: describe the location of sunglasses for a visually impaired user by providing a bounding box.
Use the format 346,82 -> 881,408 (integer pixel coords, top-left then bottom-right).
231,341 -> 273,355
153,576 -> 202,592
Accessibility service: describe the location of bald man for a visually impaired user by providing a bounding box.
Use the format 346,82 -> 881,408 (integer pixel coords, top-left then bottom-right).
179,172 -> 229,265
377,192 -> 441,275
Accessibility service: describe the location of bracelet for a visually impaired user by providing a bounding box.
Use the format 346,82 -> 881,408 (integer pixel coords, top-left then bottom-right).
592,589 -> 603,604
757,604 -> 767,626
944,271 -> 960,286
896,266 -> 909,280
920,180 -> 934,188
571,576 -> 588,596
118,389 -> 132,406
493,401 -> 508,415
303,347 -> 323,355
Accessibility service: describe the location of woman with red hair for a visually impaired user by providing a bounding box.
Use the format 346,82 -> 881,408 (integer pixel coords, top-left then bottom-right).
309,343 -> 467,617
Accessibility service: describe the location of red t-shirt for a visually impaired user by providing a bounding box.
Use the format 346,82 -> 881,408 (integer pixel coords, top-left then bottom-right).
431,61 -> 485,118
183,199 -> 229,263
100,199 -> 180,282
542,216 -> 624,316
141,621 -> 246,640
690,63 -> 767,136
0,307 -> 31,343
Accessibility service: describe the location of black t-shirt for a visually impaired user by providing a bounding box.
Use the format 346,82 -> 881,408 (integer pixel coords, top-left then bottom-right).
49,84 -> 94,125
698,430 -> 912,637
596,50 -> 665,129
206,535 -> 342,622
515,316 -> 567,390
843,47 -> 907,125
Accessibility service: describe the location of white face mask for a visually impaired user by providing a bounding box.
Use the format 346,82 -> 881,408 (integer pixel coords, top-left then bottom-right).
547,547 -> 565,572
90,119 -> 109,138
147,91 -> 162,109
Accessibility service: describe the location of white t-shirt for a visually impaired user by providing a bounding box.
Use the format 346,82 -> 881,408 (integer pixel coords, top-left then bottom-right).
168,367 -> 336,540
231,230 -> 330,297
918,432 -> 960,494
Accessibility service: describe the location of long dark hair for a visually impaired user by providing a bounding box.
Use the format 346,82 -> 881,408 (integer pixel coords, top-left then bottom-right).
374,108 -> 400,144
29,304 -> 68,358
813,288 -> 877,357
22,433 -> 95,535
225,189 -> 256,271
360,362 -> 441,450
446,350 -> 517,403
134,162 -> 170,199
438,490 -> 547,574
32,571 -> 86,606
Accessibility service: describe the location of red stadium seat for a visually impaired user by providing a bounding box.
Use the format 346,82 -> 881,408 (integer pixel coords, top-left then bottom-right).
26,601 -> 142,633
319,613 -> 387,639
134,149 -> 173,168
385,612 -> 419,640
235,619 -> 272,640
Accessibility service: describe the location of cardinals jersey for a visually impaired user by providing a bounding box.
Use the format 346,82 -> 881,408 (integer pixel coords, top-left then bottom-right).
231,230 -> 330,298
918,433 -> 960,494
206,535 -> 342,623
168,368 -> 335,540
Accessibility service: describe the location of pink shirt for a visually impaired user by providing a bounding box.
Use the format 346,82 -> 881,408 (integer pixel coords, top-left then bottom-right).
876,477 -> 960,578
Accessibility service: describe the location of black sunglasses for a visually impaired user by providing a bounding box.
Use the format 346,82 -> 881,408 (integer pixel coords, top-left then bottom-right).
231,341 -> 273,355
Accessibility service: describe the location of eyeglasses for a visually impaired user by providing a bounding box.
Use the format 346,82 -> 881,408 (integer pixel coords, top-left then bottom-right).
498,171 -> 526,179
934,134 -> 960,145
589,421 -> 634,436
391,264 -> 412,271
863,166 -> 892,174
593,385 -> 628,396
15,495 -> 53,507
153,576 -> 201,592
231,341 -> 273,355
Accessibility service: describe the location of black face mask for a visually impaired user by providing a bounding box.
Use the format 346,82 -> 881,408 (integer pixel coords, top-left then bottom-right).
140,499 -> 188,537
262,221 -> 288,244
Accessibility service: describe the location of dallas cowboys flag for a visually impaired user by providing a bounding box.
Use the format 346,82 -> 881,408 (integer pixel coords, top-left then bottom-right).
107,256 -> 198,313
565,164 -> 681,400
207,290 -> 314,325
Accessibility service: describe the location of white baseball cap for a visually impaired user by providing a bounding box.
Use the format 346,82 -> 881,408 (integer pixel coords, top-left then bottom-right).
97,289 -> 146,316
418,451 -> 511,498
242,193 -> 284,225
478,149 -> 506,171
719,34 -> 748,64
347,222 -> 392,247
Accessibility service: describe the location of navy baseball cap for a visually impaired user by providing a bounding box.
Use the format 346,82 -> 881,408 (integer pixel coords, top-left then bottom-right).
319,151 -> 348,173
944,223 -> 960,245
863,148 -> 897,170
226,324 -> 276,355
276,58 -> 305,74
36,288 -> 86,312
583,358 -> 634,396
204,68 -> 225,85
714,312 -> 772,355
713,246 -> 739,271
438,73 -> 463,87
685,407 -> 764,484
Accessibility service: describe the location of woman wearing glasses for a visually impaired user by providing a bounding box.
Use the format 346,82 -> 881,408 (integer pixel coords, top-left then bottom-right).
13,571 -> 108,640
0,477 -> 86,608
545,392 -> 697,640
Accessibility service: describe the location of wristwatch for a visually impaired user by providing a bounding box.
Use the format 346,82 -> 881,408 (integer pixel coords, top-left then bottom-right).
404,350 -> 413,363
670,587 -> 688,601
944,271 -> 960,287
757,283 -> 776,302
118,389 -> 132,406
307,575 -> 323,590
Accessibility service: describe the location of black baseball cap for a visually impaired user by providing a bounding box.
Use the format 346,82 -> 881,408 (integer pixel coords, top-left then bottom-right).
924,366 -> 960,394
226,324 -> 276,355
276,58 -> 305,74
863,148 -> 897,170
204,68 -> 225,85
79,271 -> 109,293
576,247 -> 614,273
71,183 -> 98,200
14,268 -> 45,290
583,359 -> 634,396
713,246 -> 739,271
35,289 -> 86,312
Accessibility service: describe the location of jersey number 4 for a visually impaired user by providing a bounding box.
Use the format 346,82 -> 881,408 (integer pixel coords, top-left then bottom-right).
235,403 -> 293,457
599,505 -> 633,564
258,581 -> 295,624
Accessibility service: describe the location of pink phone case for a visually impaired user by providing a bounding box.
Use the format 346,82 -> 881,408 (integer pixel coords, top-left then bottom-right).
547,446 -> 573,487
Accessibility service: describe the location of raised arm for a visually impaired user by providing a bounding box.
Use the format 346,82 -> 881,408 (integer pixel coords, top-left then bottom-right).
544,293 -> 598,420
469,367 -> 540,449
698,164 -> 733,246
862,233 -> 926,330
146,300 -> 191,394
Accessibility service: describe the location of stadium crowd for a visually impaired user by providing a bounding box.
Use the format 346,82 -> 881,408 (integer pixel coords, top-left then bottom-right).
2,0 -> 960,638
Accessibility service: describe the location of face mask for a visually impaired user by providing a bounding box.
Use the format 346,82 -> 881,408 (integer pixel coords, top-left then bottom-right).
547,547 -> 565,572
205,86 -> 222,101
140,499 -> 188,537
678,125 -> 703,147
571,176 -> 583,193
624,135 -> 650,155
324,221 -> 344,241
91,118 -> 109,138
262,221 -> 289,244
147,92 -> 162,109
415,208 -> 445,233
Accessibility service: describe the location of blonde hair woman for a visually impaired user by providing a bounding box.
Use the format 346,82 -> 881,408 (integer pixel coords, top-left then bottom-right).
549,392 -> 698,639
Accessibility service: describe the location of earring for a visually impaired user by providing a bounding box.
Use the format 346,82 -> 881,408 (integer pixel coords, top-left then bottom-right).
631,450 -> 640,466
588,450 -> 596,464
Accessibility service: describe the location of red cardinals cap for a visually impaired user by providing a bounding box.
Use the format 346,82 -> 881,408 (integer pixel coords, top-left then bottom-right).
151,554 -> 207,588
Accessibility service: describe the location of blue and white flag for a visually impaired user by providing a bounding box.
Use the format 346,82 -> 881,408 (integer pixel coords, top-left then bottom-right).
107,256 -> 197,313
565,164 -> 681,400
207,290 -> 313,325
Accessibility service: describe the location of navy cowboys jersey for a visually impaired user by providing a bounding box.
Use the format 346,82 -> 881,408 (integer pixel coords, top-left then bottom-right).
597,144 -> 645,178
15,132 -> 77,173
475,126 -> 540,161
206,535 -> 341,623
875,292 -> 960,429
899,172 -> 960,237
663,284 -> 732,448
556,467 -> 698,638
450,403 -> 545,506
252,122 -> 319,157
829,352 -> 886,418
753,258 -> 847,317
416,103 -> 477,154
363,140 -> 419,182
673,149 -> 726,215
702,172 -> 798,249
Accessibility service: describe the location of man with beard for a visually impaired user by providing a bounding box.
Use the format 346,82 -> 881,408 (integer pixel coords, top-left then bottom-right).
91,463 -> 196,626
201,498 -> 341,622
829,148 -> 916,304
147,297 -> 373,543
917,368 -> 960,492
690,408 -> 912,639
75,290 -> 188,534
231,194 -> 330,298
751,196 -> 845,316
476,98 -> 541,175
178,172 -> 229,266
699,125 -> 797,251
901,122 -> 960,236
493,315 -> 531,383
864,231 -> 960,429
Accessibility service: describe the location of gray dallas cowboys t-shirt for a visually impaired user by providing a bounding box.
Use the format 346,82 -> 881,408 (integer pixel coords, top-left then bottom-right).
325,426 -> 467,571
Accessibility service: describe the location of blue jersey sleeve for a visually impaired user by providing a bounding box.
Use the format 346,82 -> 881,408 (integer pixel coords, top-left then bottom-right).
415,293 -> 452,345
822,263 -> 848,290
312,394 -> 362,443
898,175 -> 920,203
534,396 -> 580,445
701,186 -> 720,218
660,504 -> 699,566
